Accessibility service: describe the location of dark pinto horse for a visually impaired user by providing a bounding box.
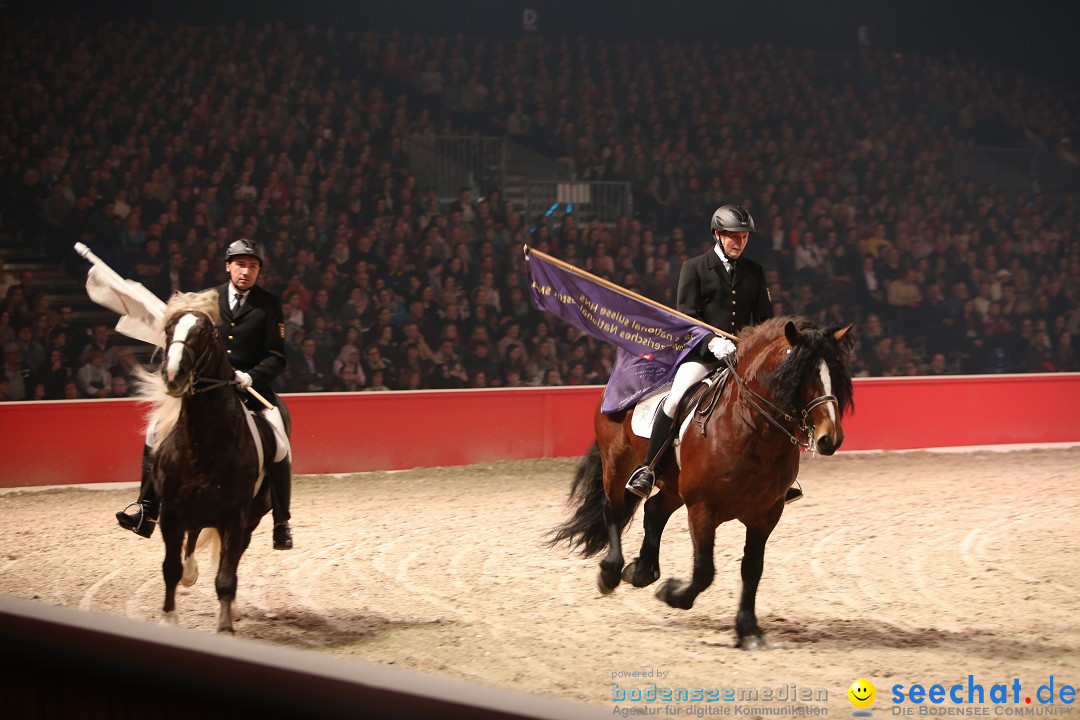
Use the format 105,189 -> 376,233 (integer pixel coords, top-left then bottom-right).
136,290 -> 273,632
551,317 -> 854,649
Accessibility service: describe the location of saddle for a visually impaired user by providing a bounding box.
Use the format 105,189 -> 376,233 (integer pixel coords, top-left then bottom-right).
629,366 -> 732,468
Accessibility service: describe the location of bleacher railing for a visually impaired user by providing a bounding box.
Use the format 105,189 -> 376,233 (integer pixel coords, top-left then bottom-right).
523,181 -> 633,225
404,135 -> 506,200
952,147 -> 1080,195
952,148 -> 1037,195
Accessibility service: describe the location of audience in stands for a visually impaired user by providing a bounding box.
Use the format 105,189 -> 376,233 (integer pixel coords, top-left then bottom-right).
0,20 -> 1077,402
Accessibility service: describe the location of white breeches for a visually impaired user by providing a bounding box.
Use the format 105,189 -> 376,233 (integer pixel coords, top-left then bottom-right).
661,361 -> 710,418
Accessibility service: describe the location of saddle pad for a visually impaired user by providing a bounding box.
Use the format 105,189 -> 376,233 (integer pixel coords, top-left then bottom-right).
629,376 -> 722,470
629,384 -> 671,438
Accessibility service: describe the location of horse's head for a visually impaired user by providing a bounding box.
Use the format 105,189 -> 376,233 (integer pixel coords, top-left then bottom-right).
767,319 -> 855,456
159,290 -> 225,398
162,310 -> 219,396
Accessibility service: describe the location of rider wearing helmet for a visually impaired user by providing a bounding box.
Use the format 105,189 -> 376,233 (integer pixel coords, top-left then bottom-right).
116,238 -> 296,549
625,205 -> 798,502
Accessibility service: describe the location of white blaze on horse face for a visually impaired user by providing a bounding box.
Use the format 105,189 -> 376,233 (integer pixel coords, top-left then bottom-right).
817,359 -> 836,424
166,313 -> 199,382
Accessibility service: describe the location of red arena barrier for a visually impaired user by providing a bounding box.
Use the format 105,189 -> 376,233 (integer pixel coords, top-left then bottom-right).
1,374 -> 1078,488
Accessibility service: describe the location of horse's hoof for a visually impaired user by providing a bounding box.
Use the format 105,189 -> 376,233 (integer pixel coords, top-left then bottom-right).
737,634 -> 768,651
181,557 -> 199,587
623,559 -> 660,587
597,571 -> 618,595
162,611 -> 179,625
217,625 -> 235,634
217,601 -> 236,633
656,578 -> 695,610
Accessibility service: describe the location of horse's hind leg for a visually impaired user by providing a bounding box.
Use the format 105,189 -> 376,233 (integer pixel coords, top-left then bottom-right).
214,519 -> 245,633
160,520 -> 184,624
596,498 -> 628,595
657,503 -> 716,610
624,491 -> 683,588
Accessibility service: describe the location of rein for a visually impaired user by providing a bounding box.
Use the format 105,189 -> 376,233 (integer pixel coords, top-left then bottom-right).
721,355 -> 837,453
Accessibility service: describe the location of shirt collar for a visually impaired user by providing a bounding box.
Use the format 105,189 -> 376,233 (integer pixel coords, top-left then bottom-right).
713,244 -> 734,271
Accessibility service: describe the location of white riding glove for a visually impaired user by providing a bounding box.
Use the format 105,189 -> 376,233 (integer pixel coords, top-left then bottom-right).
233,370 -> 253,389
707,336 -> 737,361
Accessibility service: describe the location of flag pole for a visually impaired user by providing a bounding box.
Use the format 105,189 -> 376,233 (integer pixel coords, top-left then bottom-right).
75,242 -> 129,288
523,245 -> 738,341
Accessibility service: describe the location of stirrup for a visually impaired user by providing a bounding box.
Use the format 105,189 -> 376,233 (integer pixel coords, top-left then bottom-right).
625,466 -> 655,500
784,482 -> 804,505
116,501 -> 157,538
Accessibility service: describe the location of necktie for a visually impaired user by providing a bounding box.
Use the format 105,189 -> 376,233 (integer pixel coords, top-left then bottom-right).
234,292 -> 244,310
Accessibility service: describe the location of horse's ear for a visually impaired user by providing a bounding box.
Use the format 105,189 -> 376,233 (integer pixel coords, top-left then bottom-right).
784,320 -> 801,346
833,324 -> 855,348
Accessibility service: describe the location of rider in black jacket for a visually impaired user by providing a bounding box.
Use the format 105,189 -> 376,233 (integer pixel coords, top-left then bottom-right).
115,238 -> 296,549
625,205 -> 801,504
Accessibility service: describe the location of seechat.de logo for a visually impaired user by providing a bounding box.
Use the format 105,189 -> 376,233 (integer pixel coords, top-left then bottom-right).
849,678 -> 877,717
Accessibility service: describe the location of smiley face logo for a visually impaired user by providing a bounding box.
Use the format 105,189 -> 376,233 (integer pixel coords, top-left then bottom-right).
848,678 -> 876,709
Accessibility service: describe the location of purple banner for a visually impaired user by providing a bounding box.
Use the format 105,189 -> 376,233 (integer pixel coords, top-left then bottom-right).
526,251 -> 712,413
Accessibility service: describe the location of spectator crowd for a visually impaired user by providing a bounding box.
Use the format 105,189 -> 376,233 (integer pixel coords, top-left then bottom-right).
1,18 -> 1078,401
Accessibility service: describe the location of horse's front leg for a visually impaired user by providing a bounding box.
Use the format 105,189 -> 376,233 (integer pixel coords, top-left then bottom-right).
214,516 -> 246,634
160,518 -> 184,624
624,491 -> 683,587
657,503 -> 716,610
735,514 -> 781,651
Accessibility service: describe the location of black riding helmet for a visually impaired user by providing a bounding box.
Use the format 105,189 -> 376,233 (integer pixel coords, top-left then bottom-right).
711,204 -> 756,234
225,238 -> 264,264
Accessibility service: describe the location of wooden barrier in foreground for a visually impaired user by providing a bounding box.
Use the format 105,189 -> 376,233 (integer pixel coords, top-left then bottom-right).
0,594 -> 606,720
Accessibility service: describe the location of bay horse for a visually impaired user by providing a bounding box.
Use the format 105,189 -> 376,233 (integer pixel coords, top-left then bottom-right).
551,317 -> 854,649
136,290 -> 273,633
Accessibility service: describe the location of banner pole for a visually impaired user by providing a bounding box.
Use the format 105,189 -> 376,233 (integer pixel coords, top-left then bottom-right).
524,245 -> 738,341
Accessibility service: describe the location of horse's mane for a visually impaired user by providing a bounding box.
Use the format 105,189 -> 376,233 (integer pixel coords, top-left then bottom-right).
134,289 -> 222,451
161,289 -> 220,329
735,316 -> 855,415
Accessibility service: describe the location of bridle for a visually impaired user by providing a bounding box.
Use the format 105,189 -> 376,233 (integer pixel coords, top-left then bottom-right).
722,354 -> 838,453
165,312 -> 235,396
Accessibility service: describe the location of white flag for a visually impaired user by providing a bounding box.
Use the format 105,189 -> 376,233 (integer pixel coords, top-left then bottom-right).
84,263 -> 167,347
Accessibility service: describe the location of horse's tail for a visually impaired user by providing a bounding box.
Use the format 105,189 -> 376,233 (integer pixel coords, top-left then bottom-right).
548,442 -> 638,557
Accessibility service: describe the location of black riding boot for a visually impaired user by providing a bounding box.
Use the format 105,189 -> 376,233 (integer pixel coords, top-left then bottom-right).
269,458 -> 293,550
626,411 -> 676,499
116,445 -> 159,538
